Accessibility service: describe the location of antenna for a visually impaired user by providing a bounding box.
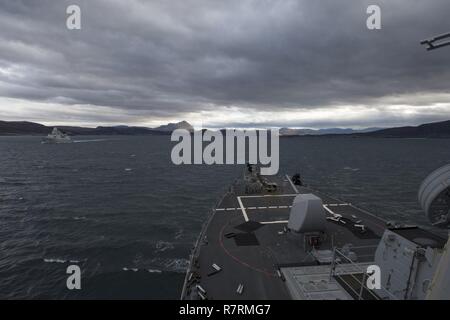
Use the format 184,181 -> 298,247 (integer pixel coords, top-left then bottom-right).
418,164 -> 450,227
420,32 -> 450,51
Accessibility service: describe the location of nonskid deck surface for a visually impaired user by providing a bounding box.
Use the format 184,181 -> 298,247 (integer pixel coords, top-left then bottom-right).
182,175 -> 386,300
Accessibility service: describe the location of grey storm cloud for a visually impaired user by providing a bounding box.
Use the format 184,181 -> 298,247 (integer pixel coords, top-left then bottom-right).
0,0 -> 449,127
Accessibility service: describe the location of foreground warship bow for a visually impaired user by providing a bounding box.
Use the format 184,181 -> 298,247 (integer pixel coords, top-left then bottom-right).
181,33 -> 450,300
181,164 -> 450,300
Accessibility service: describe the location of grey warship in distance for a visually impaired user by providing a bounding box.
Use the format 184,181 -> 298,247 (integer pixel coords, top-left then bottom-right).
41,127 -> 72,144
181,164 -> 450,300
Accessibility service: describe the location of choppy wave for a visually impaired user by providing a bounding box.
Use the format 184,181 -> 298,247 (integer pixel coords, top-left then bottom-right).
122,257 -> 188,274
122,267 -> 163,273
151,258 -> 189,273
154,240 -> 174,253
343,166 -> 360,171
73,216 -> 88,221
122,267 -> 139,272
174,229 -> 184,240
43,258 -> 84,264
147,269 -> 162,273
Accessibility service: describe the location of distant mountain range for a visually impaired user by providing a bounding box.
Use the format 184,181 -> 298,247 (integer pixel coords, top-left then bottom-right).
279,127 -> 381,136
0,119 -> 449,138
0,120 -> 194,136
280,120 -> 450,138
152,120 -> 194,132
353,119 -> 450,138
0,121 -> 50,135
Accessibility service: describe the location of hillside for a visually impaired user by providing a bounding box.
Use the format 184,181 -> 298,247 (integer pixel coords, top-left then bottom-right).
359,120 -> 450,138
0,121 -> 193,136
0,121 -> 49,135
1,119 -> 450,138
279,127 -> 381,136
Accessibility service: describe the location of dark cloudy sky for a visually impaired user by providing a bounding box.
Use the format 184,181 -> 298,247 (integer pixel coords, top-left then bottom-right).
0,0 -> 449,129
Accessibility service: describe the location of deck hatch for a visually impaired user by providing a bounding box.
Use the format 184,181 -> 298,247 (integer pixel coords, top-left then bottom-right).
234,221 -> 264,233
234,233 -> 260,246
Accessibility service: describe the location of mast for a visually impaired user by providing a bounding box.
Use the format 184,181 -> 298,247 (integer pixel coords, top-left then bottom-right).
420,32 -> 450,51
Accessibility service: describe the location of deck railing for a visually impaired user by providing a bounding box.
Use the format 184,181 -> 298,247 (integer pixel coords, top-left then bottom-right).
329,245 -> 398,300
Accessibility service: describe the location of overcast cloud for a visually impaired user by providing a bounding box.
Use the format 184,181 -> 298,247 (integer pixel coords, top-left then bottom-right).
0,0 -> 449,128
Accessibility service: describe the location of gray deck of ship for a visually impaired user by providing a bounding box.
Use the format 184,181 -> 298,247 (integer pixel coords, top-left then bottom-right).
181,174 -> 388,300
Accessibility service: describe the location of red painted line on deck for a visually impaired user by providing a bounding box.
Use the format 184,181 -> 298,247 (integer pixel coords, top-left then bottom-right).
219,223 -> 276,278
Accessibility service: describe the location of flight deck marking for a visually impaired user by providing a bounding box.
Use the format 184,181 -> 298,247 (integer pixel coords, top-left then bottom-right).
285,174 -> 299,194
216,206 -> 292,211
218,202 -> 355,224
221,196 -> 386,234
237,196 -> 249,222
323,204 -> 351,216
323,205 -> 337,215
238,194 -> 298,198
260,220 -> 288,224
217,204 -> 349,213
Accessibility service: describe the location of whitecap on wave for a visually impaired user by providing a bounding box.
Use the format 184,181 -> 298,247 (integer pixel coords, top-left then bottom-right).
150,258 -> 189,273
343,166 -> 360,171
122,267 -> 139,272
155,240 -> 174,253
43,258 -> 83,264
122,267 -> 162,273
